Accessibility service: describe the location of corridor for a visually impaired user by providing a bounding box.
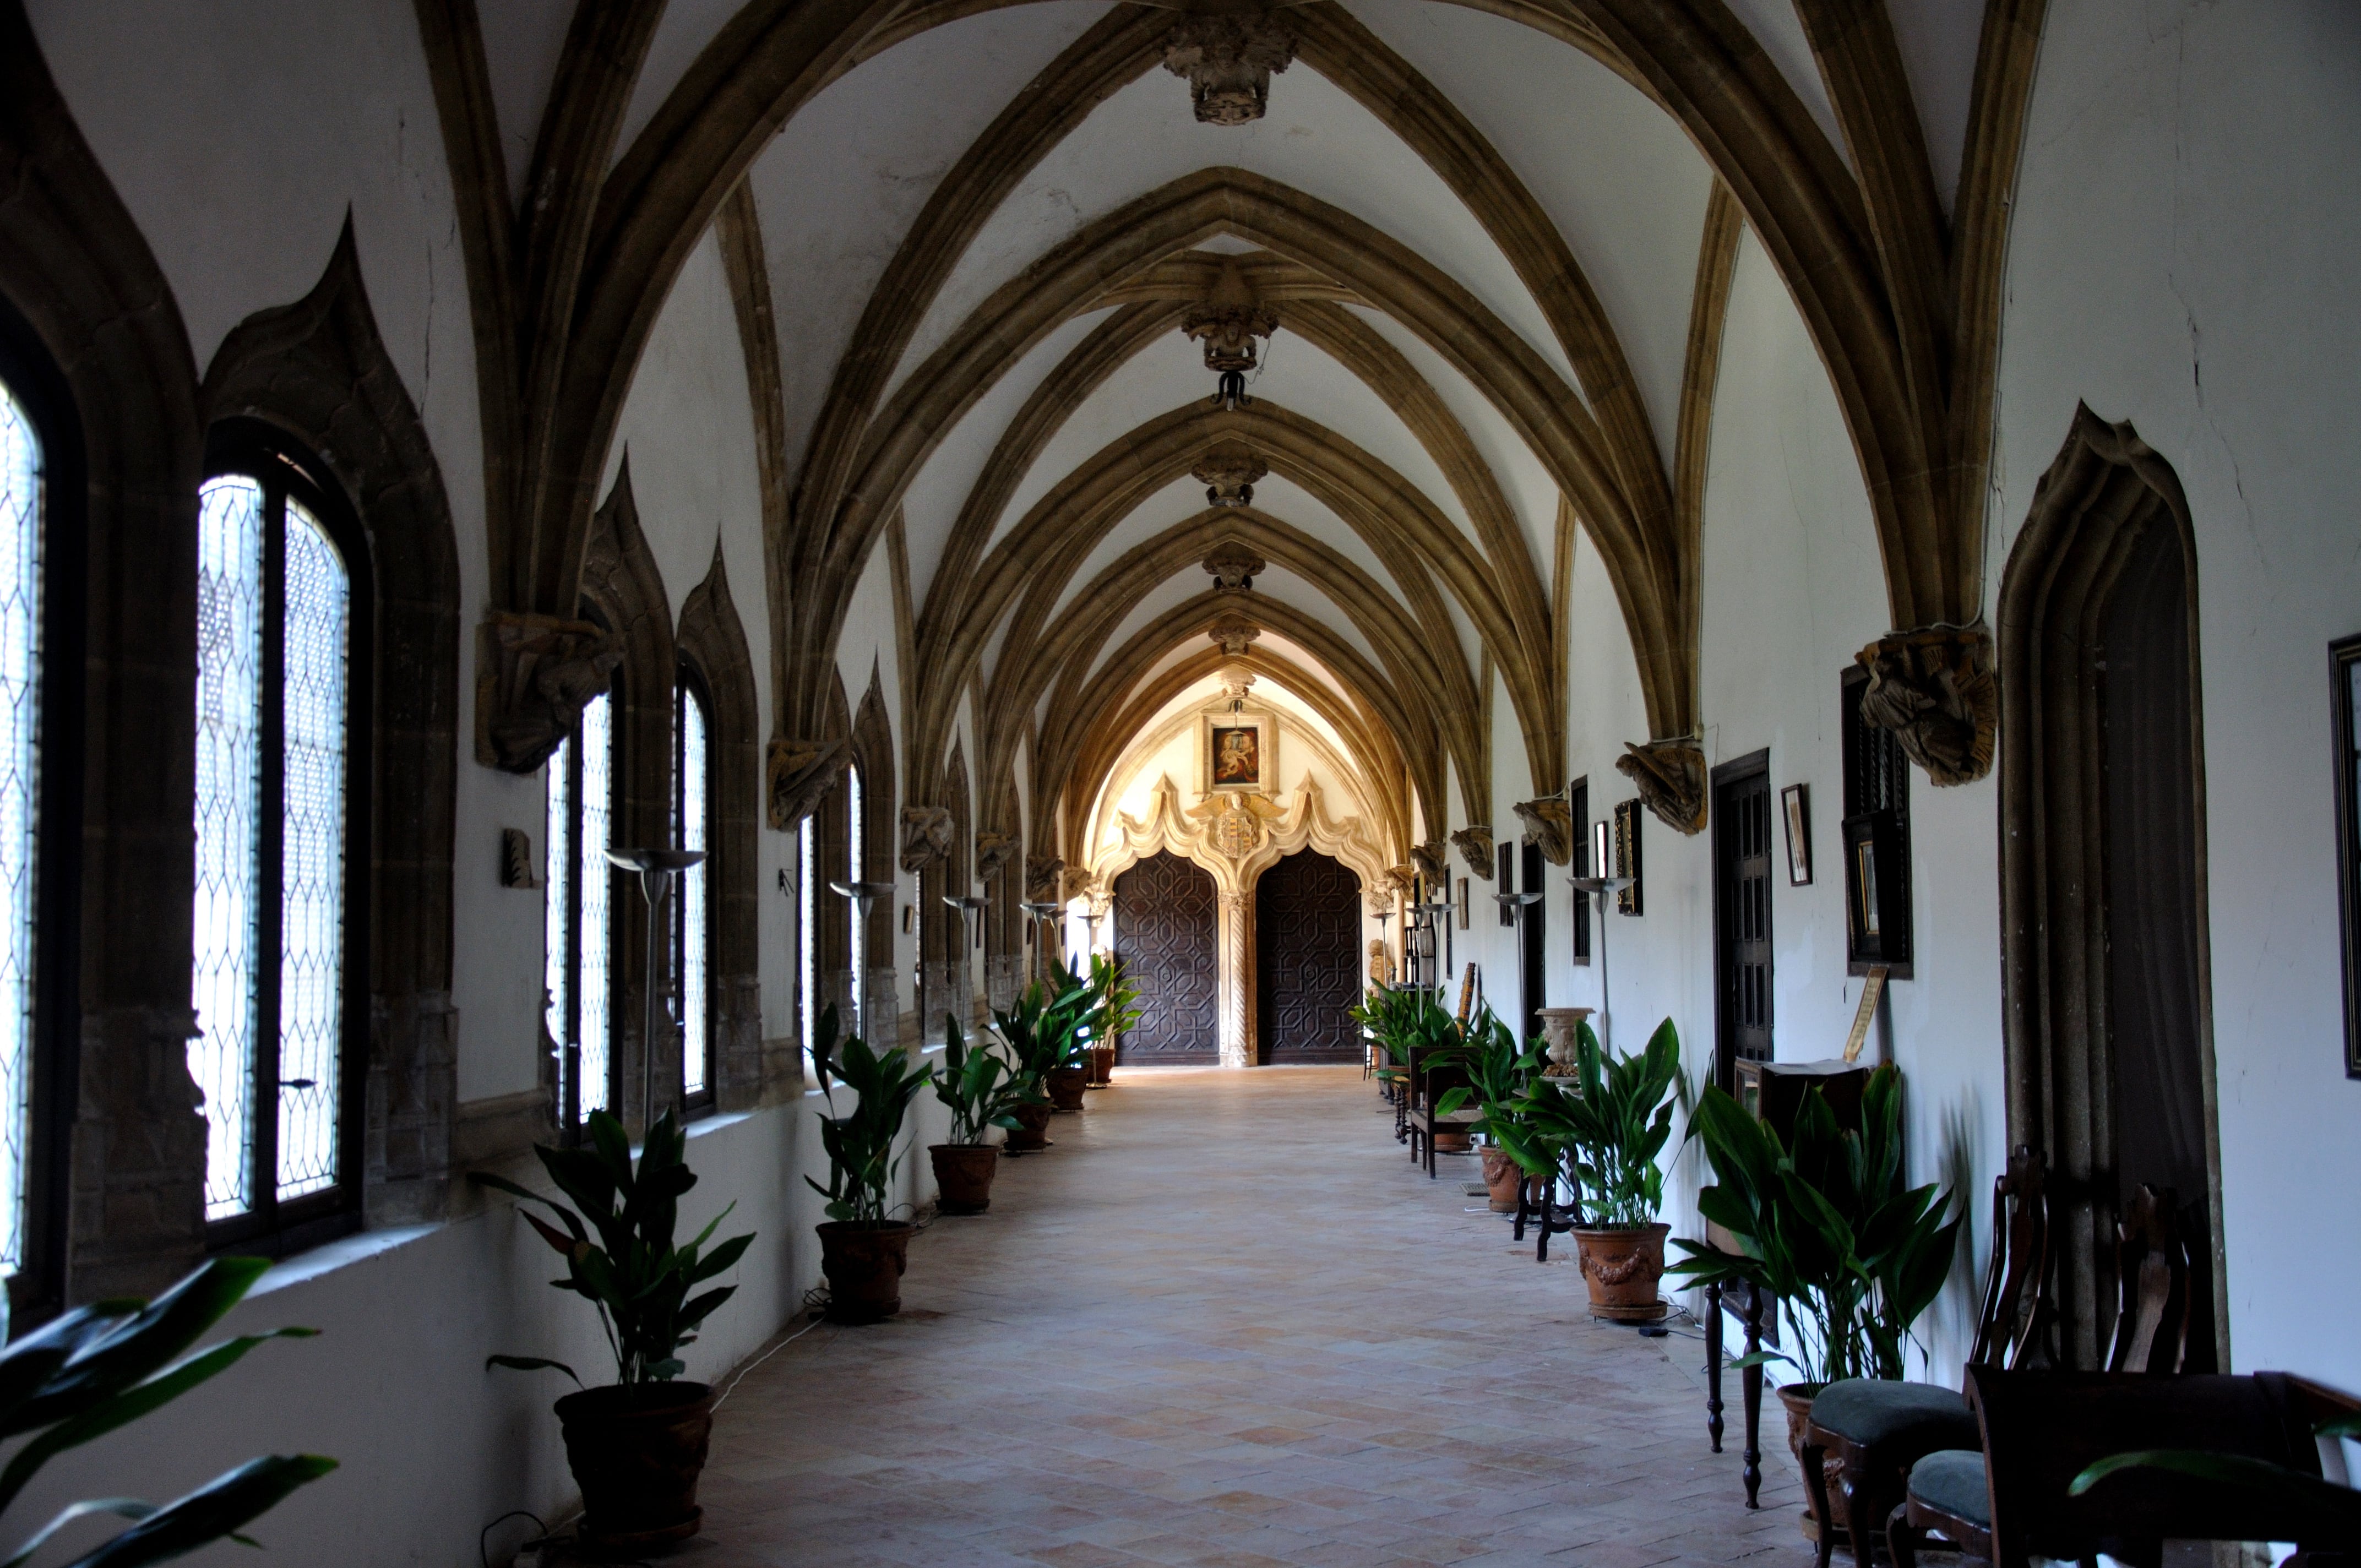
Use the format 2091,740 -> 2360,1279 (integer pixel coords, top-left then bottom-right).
693,1069 -> 1802,1566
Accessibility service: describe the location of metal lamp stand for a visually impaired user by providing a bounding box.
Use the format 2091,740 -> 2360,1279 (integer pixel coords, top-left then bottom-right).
1018,899 -> 1062,983
827,877 -> 896,1041
1416,892 -> 1454,992
1567,873 -> 1634,1048
604,847 -> 705,1139
940,893 -> 988,1035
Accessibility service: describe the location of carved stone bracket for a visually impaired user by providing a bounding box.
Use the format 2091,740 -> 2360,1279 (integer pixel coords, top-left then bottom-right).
1207,611 -> 1260,657
1381,865 -> 1415,898
1513,797 -> 1574,865
474,612 -> 623,774
1024,852 -> 1065,902
975,831 -> 1019,880
1193,442 -> 1267,509
1615,738 -> 1708,835
1408,840 -> 1449,885
764,735 -> 848,831
1160,14 -> 1299,126
1204,538 -> 1266,592
900,805 -> 954,873
1450,825 -> 1495,877
1857,623 -> 1998,786
1182,257 -> 1281,371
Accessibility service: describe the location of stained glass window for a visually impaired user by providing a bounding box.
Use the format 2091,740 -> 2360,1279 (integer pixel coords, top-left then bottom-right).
0,380 -> 44,1275
190,450 -> 360,1242
543,679 -> 615,1132
673,679 -> 709,1107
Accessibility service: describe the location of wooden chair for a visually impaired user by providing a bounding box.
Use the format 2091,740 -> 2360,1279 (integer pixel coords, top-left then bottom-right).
1888,1367 -> 2361,1568
1405,1057 -> 1479,1177
1881,1184 -> 2193,1565
1800,1145 -> 2052,1567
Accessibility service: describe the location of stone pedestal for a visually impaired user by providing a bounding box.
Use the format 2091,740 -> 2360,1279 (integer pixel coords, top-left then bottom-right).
1533,1006 -> 1595,1075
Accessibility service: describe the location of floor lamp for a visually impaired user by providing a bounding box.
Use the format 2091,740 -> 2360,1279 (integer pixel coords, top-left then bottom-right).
1492,888 -> 1542,1030
1019,899 -> 1062,982
605,846 -> 705,1137
828,876 -> 896,1041
1569,820 -> 1634,1048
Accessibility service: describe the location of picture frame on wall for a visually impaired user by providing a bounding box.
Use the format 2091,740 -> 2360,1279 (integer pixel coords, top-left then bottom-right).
2332,632 -> 2361,1079
1781,782 -> 1813,886
1456,875 -> 1470,929
1613,798 -> 1644,917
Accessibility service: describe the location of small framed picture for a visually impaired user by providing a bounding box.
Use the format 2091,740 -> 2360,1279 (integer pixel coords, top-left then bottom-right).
899,903 -> 913,935
1456,876 -> 1470,930
1781,783 -> 1813,885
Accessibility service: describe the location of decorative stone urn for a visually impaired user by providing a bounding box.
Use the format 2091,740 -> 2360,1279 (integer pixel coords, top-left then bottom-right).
1533,1006 -> 1595,1076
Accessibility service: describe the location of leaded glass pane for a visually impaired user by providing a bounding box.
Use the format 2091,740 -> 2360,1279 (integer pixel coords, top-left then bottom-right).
545,734 -> 572,1108
678,687 -> 708,1099
799,815 -> 817,1068
579,690 -> 612,1116
847,764 -> 864,1038
277,503 -> 347,1202
0,383 -> 42,1275
192,477 -> 263,1221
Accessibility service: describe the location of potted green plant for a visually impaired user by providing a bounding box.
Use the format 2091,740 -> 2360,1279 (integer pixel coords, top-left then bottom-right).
1516,1017 -> 1689,1321
1039,965 -> 1095,1112
929,1015 -> 1031,1213
808,1004 -> 932,1322
476,1108 -> 754,1555
0,1256 -> 332,1567
1668,1064 -> 1960,1538
1434,1005 -> 1549,1211
991,981 -> 1081,1142
1080,952 -> 1141,1087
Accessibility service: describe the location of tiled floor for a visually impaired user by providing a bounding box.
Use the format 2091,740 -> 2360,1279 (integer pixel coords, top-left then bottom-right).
688,1065 -> 1807,1566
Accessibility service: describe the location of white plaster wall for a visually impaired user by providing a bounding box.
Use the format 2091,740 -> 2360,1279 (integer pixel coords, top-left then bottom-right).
1992,0 -> 2361,1390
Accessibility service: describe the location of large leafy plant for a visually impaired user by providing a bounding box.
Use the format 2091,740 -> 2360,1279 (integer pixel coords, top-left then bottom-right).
2070,1412 -> 2361,1537
1350,987 -> 1462,1086
1516,1017 -> 1690,1228
808,1004 -> 931,1226
0,1257 -> 331,1568
993,978 -> 1091,1082
1434,1006 -> 1553,1178
1669,1064 -> 1961,1382
931,1016 -> 1031,1146
1080,954 -> 1142,1054
478,1107 -> 755,1389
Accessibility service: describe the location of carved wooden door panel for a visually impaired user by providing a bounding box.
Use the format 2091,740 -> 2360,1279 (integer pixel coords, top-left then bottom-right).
1254,850 -> 1363,1063
1112,851 -> 1219,1063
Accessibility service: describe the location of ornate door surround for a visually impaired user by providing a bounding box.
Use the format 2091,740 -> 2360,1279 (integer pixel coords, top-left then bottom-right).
1111,851 -> 1220,1063
1254,850 -> 1363,1061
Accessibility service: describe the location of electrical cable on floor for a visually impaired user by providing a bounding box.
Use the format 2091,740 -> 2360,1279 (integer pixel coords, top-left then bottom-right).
711,1311 -> 832,1411
480,1509 -> 546,1568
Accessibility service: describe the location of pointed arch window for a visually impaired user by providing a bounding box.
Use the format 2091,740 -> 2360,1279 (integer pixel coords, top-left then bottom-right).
672,672 -> 711,1114
545,678 -> 616,1135
190,428 -> 371,1252
0,344 -> 79,1305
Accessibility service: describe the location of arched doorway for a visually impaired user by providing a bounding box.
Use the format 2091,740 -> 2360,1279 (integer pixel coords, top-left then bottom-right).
1112,851 -> 1219,1063
1998,406 -> 2226,1370
1254,850 -> 1363,1063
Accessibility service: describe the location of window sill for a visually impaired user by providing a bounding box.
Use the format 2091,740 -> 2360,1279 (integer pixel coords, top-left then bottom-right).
248,1222 -> 438,1299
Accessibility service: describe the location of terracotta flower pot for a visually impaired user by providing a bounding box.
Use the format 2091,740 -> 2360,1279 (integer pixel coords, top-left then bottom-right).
1004,1101 -> 1052,1152
1478,1147 -> 1522,1212
1047,1063 -> 1089,1112
930,1143 -> 998,1214
816,1220 -> 915,1324
554,1380 -> 715,1558
1776,1382 -> 1845,1543
1570,1222 -> 1670,1321
1088,1043 -> 1115,1087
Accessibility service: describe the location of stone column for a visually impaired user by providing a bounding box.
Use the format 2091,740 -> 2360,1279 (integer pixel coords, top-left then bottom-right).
1218,890 -> 1252,1067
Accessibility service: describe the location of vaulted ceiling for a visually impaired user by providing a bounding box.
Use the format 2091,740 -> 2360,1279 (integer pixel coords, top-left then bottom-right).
416,0 -> 2042,862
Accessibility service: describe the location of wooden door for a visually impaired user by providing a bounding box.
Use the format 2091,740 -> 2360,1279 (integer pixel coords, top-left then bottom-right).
1254,850 -> 1362,1062
1712,754 -> 1773,1087
1112,851 -> 1218,1063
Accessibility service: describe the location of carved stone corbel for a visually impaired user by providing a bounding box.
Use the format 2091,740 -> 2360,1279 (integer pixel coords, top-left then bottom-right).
1381,865 -> 1416,899
1856,623 -> 1998,786
474,612 -> 623,774
975,831 -> 1019,880
764,736 -> 848,831
1513,798 -> 1574,865
900,806 -> 954,874
1408,840 -> 1449,885
1160,14 -> 1299,126
1450,825 -> 1495,877
1615,738 -> 1707,835
1024,853 -> 1065,903
1204,539 -> 1265,594
1192,443 -> 1267,509
1207,611 -> 1260,657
